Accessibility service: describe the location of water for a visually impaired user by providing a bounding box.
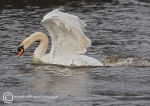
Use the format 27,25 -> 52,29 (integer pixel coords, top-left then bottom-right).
1,0 -> 150,105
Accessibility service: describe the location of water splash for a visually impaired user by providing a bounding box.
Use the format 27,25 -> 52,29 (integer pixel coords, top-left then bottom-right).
102,56 -> 150,66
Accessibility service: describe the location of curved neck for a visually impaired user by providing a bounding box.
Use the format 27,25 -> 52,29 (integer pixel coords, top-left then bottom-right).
21,32 -> 48,58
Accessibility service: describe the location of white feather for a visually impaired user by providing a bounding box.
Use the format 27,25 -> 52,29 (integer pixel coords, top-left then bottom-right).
41,9 -> 91,56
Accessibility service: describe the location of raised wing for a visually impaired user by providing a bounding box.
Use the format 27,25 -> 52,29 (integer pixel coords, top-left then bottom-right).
41,9 -> 91,57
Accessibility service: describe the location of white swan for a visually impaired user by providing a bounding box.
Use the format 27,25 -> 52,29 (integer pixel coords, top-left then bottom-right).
16,9 -> 103,67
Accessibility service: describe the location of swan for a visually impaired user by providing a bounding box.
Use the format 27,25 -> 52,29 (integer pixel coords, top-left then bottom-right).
16,9 -> 103,67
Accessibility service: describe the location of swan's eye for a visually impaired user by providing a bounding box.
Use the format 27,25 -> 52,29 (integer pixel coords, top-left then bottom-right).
17,45 -> 24,52
17,47 -> 21,52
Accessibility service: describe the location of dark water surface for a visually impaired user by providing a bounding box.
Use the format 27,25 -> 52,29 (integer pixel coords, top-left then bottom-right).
1,0 -> 150,105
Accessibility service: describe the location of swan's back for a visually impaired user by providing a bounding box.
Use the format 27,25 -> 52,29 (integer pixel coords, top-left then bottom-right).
41,9 -> 91,57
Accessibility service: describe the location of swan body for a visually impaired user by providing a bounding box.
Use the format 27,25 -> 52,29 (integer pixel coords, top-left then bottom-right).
18,9 -> 103,67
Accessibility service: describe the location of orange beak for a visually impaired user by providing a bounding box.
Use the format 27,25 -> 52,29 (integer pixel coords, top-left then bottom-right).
16,45 -> 24,58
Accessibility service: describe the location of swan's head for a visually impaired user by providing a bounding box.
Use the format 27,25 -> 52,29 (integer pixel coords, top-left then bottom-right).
16,32 -> 48,58
16,36 -> 32,58
16,45 -> 24,58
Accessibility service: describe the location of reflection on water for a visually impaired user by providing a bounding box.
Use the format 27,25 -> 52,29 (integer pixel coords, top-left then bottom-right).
1,0 -> 150,105
30,65 -> 88,95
